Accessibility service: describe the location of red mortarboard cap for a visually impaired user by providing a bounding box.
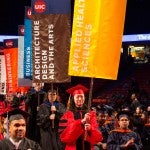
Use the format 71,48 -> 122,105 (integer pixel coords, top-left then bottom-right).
66,84 -> 88,96
1,108 -> 30,121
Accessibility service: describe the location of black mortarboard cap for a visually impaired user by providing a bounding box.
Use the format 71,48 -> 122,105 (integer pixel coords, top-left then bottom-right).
1,108 -> 30,122
117,110 -> 131,120
96,104 -> 114,114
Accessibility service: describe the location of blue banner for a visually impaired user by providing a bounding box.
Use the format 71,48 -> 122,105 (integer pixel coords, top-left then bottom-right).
24,6 -> 32,79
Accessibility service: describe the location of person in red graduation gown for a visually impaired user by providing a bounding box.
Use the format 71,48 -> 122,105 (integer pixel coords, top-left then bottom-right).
59,84 -> 103,150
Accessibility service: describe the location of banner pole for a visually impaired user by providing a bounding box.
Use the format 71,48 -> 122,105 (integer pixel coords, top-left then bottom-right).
84,77 -> 94,142
88,77 -> 94,111
50,83 -> 55,128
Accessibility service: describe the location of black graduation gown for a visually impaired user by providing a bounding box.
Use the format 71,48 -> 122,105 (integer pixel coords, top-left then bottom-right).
94,121 -> 115,150
0,138 -> 41,150
25,89 -> 45,143
37,100 -> 66,150
141,124 -> 150,150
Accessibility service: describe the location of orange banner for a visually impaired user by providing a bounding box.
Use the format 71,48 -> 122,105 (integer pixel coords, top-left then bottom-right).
4,39 -> 18,93
69,0 -> 127,80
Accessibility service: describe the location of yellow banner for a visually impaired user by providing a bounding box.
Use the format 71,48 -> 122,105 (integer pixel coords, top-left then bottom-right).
68,0 -> 127,80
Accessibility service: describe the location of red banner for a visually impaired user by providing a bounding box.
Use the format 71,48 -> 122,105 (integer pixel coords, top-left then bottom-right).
4,39 -> 18,93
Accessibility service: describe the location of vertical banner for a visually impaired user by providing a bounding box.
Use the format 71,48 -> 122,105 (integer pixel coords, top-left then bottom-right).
0,42 -> 4,55
24,6 -> 32,79
4,39 -> 18,93
18,25 -> 24,36
69,0 -> 127,80
18,25 -> 24,79
0,43 -> 6,94
32,0 -> 71,83
18,25 -> 32,88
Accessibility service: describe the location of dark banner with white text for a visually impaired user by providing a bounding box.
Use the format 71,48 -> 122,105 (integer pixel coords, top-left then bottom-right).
31,0 -> 71,83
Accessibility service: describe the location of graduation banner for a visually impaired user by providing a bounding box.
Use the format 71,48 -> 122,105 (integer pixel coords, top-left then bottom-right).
18,25 -> 32,87
4,39 -> 18,93
18,25 -> 24,79
18,25 -> 24,36
0,43 -> 6,94
0,42 -> 4,55
24,6 -> 32,79
69,0 -> 127,80
0,54 -> 6,94
32,0 -> 71,83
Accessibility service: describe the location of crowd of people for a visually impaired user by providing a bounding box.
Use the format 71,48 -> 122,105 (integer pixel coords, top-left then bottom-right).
0,83 -> 150,150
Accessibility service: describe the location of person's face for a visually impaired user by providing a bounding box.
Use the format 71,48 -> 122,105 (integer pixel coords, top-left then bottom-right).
147,106 -> 150,111
74,94 -> 85,107
9,119 -> 26,141
118,116 -> 130,129
3,118 -> 8,131
97,113 -> 105,125
48,92 -> 57,102
17,93 -> 21,98
6,94 -> 14,102
131,93 -> 136,100
136,107 -> 141,114
34,84 -> 42,92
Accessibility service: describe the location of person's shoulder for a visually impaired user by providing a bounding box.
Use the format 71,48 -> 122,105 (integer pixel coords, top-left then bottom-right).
0,138 -> 10,149
0,138 -> 9,142
39,89 -> 45,94
24,138 -> 41,149
61,110 -> 74,118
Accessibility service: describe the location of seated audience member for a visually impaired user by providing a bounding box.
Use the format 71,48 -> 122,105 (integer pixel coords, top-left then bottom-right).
107,111 -> 143,150
141,107 -> 150,150
94,105 -> 115,150
132,106 -> 145,136
0,108 -> 41,150
130,93 -> 141,112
